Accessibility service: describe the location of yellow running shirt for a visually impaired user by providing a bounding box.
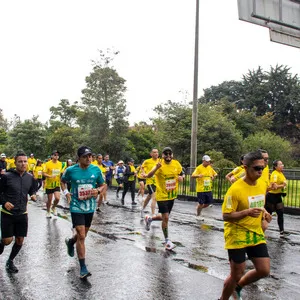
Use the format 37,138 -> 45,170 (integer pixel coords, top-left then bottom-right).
154,159 -> 182,201
222,178 -> 267,249
192,164 -> 217,192
27,157 -> 37,172
231,166 -> 245,180
33,165 -> 44,179
269,170 -> 287,194
142,158 -> 158,185
43,160 -> 63,189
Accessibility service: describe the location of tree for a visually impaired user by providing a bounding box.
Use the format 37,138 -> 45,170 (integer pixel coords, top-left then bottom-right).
79,50 -> 129,156
7,116 -> 47,158
242,131 -> 295,167
49,99 -> 80,127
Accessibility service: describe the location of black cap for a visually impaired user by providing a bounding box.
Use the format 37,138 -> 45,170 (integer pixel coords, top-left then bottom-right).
128,158 -> 134,162
51,150 -> 60,155
162,147 -> 173,154
77,146 -> 92,157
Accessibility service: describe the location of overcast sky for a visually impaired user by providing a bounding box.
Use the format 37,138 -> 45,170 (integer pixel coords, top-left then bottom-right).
1,0 -> 299,125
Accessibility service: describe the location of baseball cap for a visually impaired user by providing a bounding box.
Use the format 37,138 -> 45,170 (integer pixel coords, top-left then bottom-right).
118,160 -> 124,164
202,155 -> 211,162
128,158 -> 134,162
162,147 -> 173,154
77,146 -> 92,157
0,153 -> 6,158
51,150 -> 60,155
30,153 -> 34,156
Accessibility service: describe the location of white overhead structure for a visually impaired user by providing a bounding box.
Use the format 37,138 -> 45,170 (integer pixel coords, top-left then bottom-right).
237,0 -> 300,48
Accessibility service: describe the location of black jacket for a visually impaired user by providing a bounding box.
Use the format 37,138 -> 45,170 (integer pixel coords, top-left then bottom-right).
123,165 -> 136,183
0,160 -> 7,172
0,170 -> 36,215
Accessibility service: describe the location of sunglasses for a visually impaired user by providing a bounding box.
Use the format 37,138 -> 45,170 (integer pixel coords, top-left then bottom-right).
163,152 -> 172,156
252,166 -> 265,171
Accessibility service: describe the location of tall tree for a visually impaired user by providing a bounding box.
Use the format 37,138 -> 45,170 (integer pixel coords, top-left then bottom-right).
80,50 -> 129,156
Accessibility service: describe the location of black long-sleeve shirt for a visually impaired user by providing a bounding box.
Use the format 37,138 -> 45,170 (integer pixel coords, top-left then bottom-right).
0,170 -> 36,215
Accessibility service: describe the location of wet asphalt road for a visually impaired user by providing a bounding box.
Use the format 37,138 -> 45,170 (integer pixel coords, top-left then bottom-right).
1,189 -> 300,300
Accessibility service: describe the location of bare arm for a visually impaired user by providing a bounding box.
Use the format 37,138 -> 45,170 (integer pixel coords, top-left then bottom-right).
223,208 -> 263,222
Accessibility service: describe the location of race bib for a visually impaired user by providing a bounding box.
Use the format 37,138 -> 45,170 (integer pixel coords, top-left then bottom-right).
248,194 -> 265,208
203,179 -> 211,187
78,184 -> 93,200
52,169 -> 61,176
166,179 -> 176,191
119,173 -> 123,178
38,171 -> 43,176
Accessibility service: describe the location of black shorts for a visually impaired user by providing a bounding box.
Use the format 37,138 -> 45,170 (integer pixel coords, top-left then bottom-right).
228,243 -> 269,264
197,192 -> 213,205
116,178 -> 124,185
138,178 -> 146,184
1,212 -> 28,238
71,212 -> 94,228
46,187 -> 60,194
266,193 -> 282,205
157,200 -> 174,214
147,184 -> 156,195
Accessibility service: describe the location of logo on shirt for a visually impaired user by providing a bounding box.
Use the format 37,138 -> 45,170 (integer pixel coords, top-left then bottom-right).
91,175 -> 95,178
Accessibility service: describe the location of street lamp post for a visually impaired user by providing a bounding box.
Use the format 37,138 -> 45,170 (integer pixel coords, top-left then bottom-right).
190,0 -> 199,174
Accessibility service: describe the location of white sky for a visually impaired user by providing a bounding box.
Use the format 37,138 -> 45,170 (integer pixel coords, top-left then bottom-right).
0,0 -> 299,125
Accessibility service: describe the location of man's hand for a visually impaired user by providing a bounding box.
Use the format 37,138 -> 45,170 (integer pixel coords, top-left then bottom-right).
30,195 -> 37,202
248,208 -> 263,218
4,202 -> 14,211
263,210 -> 272,223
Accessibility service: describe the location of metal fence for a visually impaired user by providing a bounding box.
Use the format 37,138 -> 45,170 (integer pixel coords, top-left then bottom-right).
178,168 -> 300,209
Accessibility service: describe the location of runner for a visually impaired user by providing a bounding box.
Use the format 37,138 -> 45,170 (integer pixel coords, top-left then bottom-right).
43,150 -> 63,218
95,154 -> 108,211
114,160 -> 126,199
191,155 -> 218,220
0,151 -> 36,273
225,155 -> 245,184
102,154 -> 115,187
121,158 -> 137,205
61,146 -> 105,279
33,159 -> 44,193
265,159 -> 289,237
136,160 -> 146,202
27,153 -> 37,174
144,147 -> 183,250
219,151 -> 272,300
140,149 -> 159,218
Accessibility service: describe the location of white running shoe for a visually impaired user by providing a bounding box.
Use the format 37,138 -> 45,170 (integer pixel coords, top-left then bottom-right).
46,212 -> 52,218
144,216 -> 152,231
195,215 -> 204,221
51,207 -> 58,216
140,209 -> 144,219
165,240 -> 176,251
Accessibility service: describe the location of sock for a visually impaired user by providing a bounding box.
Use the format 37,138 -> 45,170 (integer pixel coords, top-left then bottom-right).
9,243 -> 22,261
79,258 -> 86,268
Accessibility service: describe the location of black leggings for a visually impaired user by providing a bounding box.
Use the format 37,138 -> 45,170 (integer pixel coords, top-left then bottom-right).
122,180 -> 136,202
265,193 -> 284,232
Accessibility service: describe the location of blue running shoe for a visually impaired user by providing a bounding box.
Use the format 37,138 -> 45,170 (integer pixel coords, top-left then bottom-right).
80,266 -> 91,279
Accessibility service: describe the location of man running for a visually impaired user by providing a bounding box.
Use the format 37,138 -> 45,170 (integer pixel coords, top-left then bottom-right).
61,146 -> 105,279
191,155 -> 218,220
144,147 -> 183,250
219,151 -> 272,300
43,150 -> 63,218
140,148 -> 159,217
0,151 -> 36,273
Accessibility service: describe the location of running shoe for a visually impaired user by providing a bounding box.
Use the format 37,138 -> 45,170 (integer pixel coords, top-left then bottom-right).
232,285 -> 242,300
51,207 -> 58,216
46,212 -> 52,218
80,266 -> 91,279
6,260 -> 19,273
65,238 -> 75,257
140,209 -> 144,219
195,215 -> 204,221
0,242 -> 4,255
131,201 -> 137,205
165,240 -> 176,251
280,231 -> 290,237
144,216 -> 152,231
96,207 -> 102,213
